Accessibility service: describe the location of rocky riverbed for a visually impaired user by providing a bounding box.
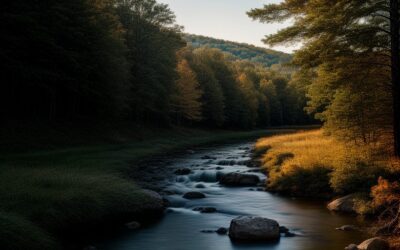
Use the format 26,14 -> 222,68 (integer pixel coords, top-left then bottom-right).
97,141 -> 372,250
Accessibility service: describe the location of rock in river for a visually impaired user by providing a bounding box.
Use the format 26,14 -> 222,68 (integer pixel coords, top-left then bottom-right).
327,194 -> 357,213
229,216 -> 280,242
193,207 -> 217,213
220,173 -> 260,186
357,237 -> 389,250
216,227 -> 228,235
183,191 -> 206,199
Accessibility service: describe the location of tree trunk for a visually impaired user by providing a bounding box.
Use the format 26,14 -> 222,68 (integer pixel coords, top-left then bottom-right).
390,0 -> 400,157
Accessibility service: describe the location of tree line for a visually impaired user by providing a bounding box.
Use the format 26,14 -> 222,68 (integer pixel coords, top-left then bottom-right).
1,0 -> 311,129
248,0 -> 400,154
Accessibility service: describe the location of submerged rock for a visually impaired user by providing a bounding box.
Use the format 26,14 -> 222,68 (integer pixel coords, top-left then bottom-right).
193,207 -> 217,213
327,194 -> 356,213
284,232 -> 296,237
183,191 -> 206,199
279,226 -> 289,234
216,227 -> 228,235
357,237 -> 389,250
195,183 -> 206,189
201,230 -> 215,233
229,216 -> 280,241
220,173 -> 260,186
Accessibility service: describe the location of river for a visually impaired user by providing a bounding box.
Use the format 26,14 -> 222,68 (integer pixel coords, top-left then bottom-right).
99,140 -> 368,250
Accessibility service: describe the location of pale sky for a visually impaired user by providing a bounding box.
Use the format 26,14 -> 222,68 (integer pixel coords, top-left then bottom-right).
158,0 -> 299,53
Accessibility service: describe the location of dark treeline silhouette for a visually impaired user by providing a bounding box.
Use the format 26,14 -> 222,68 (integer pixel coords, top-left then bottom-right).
1,0 -> 311,130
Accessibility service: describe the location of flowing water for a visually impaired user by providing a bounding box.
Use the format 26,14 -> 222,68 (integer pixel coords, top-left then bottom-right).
100,141 -> 368,250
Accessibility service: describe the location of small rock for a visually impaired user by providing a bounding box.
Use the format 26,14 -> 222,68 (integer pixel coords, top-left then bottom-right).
195,183 -> 206,189
257,188 -> 265,192
357,237 -> 389,250
216,227 -> 228,235
345,244 -> 359,250
229,216 -> 280,241
284,232 -> 296,237
336,225 -> 358,231
279,226 -> 289,234
174,168 -> 192,175
193,207 -> 217,213
216,167 -> 224,170
327,194 -> 357,213
125,221 -> 141,230
183,192 -> 206,199
201,230 -> 215,233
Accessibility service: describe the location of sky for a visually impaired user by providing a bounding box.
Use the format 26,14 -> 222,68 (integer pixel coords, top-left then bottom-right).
158,0 -> 299,53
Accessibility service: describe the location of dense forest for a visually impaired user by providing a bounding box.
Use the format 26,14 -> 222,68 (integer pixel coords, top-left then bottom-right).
1,0 -> 310,132
184,34 -> 292,67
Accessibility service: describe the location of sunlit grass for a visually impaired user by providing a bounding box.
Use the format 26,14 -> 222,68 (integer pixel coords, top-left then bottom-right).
255,130 -> 394,199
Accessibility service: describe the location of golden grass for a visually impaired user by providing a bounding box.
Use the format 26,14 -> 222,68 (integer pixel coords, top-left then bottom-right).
256,130 -> 345,172
255,129 -> 394,198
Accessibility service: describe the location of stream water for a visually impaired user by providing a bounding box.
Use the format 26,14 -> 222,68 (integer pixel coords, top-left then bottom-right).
100,141 -> 368,250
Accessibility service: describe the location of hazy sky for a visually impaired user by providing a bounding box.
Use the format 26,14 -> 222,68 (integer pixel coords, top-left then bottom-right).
158,0 -> 299,53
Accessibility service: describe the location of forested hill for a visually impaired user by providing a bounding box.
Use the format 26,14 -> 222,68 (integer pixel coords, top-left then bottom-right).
184,34 -> 291,67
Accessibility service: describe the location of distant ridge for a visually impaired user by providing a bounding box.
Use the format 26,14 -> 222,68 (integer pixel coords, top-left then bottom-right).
184,34 -> 292,67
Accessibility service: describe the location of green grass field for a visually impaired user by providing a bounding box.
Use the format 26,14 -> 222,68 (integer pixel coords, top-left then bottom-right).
0,127 -> 301,249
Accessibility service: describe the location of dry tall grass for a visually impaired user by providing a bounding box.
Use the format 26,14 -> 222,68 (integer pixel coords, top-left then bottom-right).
255,129 -> 393,199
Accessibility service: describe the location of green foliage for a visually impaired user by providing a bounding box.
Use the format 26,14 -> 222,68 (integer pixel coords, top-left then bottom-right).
185,34 -> 292,67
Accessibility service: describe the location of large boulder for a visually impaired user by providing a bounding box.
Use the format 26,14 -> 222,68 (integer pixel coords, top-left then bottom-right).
229,216 -> 280,241
357,238 -> 389,250
327,194 -> 356,213
220,173 -> 260,187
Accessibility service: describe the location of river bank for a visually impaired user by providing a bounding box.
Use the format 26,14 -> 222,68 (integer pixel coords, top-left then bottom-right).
0,127 -> 302,250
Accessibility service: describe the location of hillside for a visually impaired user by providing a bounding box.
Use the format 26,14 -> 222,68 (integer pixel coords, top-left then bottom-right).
184,34 -> 292,67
